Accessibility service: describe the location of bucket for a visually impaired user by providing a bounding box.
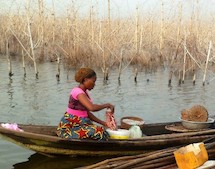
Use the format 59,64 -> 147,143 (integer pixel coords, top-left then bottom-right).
120,116 -> 144,130
106,129 -> 130,140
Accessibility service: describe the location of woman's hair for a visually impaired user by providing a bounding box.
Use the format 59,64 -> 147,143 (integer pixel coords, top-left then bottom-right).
75,67 -> 96,83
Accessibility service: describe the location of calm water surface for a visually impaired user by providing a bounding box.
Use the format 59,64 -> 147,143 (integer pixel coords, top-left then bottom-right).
1,56 -> 215,169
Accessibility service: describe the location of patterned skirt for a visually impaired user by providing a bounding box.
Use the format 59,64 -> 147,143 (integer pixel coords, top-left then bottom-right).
57,112 -> 110,140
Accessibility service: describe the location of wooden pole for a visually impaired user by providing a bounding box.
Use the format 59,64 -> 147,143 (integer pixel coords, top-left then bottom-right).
193,69 -> 196,85
203,41 -> 212,86
182,31 -> 187,83
6,38 -> 13,77
56,54 -> 60,80
168,70 -> 172,86
178,70 -> 181,85
104,67 -> 109,82
22,50 -> 26,77
134,68 -> 138,83
118,49 -> 123,81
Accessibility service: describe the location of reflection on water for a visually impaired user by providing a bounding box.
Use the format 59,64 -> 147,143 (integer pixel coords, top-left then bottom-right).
13,153 -> 112,169
1,56 -> 215,168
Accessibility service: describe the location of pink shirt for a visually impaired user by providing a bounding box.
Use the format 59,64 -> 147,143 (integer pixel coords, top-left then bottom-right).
67,87 -> 92,118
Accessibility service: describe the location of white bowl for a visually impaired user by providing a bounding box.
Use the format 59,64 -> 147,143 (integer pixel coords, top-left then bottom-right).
180,117 -> 215,130
106,129 -> 130,139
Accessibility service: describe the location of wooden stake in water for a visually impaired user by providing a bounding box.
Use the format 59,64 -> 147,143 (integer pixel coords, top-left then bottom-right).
168,70 -> 172,86
104,67 -> 109,81
6,39 -> 13,77
178,70 -> 181,85
134,68 -> 138,83
56,55 -> 60,81
22,50 -> 26,77
118,49 -> 123,81
203,41 -> 212,86
102,66 -> 109,83
182,32 -> 187,83
193,69 -> 196,85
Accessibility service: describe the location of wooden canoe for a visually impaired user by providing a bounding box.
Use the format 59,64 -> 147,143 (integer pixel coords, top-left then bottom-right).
0,121 -> 215,157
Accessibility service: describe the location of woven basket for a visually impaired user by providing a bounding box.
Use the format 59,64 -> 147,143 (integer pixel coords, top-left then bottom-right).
120,116 -> 144,130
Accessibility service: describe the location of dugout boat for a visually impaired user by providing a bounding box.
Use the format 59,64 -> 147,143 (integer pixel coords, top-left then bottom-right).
0,120 -> 215,157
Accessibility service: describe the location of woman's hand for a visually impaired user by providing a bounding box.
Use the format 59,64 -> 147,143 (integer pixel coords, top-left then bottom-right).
103,121 -> 109,128
106,103 -> 115,113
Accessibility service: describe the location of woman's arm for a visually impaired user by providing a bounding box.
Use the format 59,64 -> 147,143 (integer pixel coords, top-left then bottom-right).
77,93 -> 114,112
88,112 -> 108,127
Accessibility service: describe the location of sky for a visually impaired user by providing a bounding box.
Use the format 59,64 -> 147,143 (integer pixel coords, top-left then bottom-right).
1,0 -> 215,21
52,0 -> 215,20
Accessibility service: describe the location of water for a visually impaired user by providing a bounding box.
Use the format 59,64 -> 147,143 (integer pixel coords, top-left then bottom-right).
1,56 -> 215,169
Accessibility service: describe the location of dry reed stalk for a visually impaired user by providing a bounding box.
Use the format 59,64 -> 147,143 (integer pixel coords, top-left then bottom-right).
176,2 -> 182,45
1,0 -> 215,80
159,0 -> 164,55
51,0 -> 56,44
184,45 -> 202,70
108,0 -> 111,35
135,6 -> 139,52
139,24 -> 143,54
9,29 -> 32,60
90,6 -> 94,48
66,8 -> 70,46
26,0 -> 38,77
38,0 -> 44,46
99,21 -> 102,45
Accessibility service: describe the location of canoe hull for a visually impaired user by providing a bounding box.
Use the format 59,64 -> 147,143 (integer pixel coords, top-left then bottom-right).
1,122 -> 215,156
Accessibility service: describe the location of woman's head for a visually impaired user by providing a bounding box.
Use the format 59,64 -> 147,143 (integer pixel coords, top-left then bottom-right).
75,67 -> 97,90
75,67 -> 96,83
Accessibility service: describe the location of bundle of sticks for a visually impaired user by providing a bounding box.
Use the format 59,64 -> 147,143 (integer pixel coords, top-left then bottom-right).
84,138 -> 215,169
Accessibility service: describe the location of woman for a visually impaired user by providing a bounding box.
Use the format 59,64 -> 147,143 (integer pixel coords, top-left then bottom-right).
57,67 -> 115,140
